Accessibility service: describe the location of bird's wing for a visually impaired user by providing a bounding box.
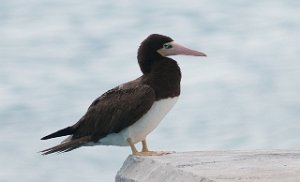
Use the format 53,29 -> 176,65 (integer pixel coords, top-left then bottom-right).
72,84 -> 156,141
40,83 -> 155,155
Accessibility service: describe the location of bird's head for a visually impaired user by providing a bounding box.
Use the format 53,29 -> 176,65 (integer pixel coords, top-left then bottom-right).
137,34 -> 206,73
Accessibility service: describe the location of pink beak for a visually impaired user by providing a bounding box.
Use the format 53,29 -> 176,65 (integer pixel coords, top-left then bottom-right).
171,42 -> 206,56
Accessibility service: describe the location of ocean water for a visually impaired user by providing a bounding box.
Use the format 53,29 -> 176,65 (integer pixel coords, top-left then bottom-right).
0,0 -> 299,181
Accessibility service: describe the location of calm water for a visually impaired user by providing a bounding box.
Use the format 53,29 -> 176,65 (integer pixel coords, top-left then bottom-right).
1,0 -> 299,181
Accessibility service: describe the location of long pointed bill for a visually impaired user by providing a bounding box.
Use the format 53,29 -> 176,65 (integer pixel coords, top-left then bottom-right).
157,41 -> 207,57
171,42 -> 206,56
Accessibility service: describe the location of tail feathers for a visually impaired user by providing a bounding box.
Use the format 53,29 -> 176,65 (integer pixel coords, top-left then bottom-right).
40,136 -> 91,155
41,127 -> 74,140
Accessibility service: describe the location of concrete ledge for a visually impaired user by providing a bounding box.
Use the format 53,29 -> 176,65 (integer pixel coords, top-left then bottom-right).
116,150 -> 300,182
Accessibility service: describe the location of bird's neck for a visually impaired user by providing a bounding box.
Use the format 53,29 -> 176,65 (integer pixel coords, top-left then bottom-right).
138,52 -> 163,74
142,58 -> 181,100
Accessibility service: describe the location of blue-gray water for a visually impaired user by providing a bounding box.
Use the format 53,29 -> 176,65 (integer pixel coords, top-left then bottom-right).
1,0 -> 299,181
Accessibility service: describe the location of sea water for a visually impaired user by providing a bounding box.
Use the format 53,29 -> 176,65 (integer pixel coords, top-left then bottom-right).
0,0 -> 299,181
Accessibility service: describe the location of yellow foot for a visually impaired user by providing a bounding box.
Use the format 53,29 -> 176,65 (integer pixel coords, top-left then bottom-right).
133,151 -> 176,156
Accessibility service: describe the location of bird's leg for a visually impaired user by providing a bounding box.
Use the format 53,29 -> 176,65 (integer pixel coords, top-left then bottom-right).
135,139 -> 175,156
127,138 -> 138,155
141,139 -> 149,152
128,138 -> 175,156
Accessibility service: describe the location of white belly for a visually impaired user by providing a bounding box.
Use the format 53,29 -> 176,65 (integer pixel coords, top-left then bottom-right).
98,97 -> 178,146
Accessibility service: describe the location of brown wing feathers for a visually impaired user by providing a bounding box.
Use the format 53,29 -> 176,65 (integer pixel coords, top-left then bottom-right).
40,85 -> 155,155
41,136 -> 91,155
41,126 -> 74,140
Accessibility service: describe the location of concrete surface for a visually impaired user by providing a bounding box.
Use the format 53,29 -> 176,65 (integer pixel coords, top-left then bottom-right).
116,150 -> 300,182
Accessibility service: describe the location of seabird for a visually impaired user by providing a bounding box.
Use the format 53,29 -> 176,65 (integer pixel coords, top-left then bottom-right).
41,34 -> 206,156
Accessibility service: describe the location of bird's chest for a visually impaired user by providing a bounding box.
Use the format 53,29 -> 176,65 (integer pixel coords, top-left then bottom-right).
122,96 -> 179,144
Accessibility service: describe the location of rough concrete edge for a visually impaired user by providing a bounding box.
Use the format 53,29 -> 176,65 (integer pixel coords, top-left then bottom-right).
115,155 -> 215,182
115,150 -> 300,182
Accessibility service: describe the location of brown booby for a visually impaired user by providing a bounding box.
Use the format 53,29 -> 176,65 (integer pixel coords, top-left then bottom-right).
41,34 -> 206,156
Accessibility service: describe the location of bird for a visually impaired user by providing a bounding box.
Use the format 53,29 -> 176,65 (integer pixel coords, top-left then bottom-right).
41,34 -> 206,156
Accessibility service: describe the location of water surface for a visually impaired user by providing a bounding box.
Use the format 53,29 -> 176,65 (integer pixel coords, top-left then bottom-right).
0,0 -> 299,181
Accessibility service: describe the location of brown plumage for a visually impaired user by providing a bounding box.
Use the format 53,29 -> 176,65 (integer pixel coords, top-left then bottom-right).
41,85 -> 156,154
41,136 -> 91,155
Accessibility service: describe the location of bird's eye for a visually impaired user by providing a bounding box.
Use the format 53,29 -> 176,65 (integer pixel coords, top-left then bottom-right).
163,43 -> 173,49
